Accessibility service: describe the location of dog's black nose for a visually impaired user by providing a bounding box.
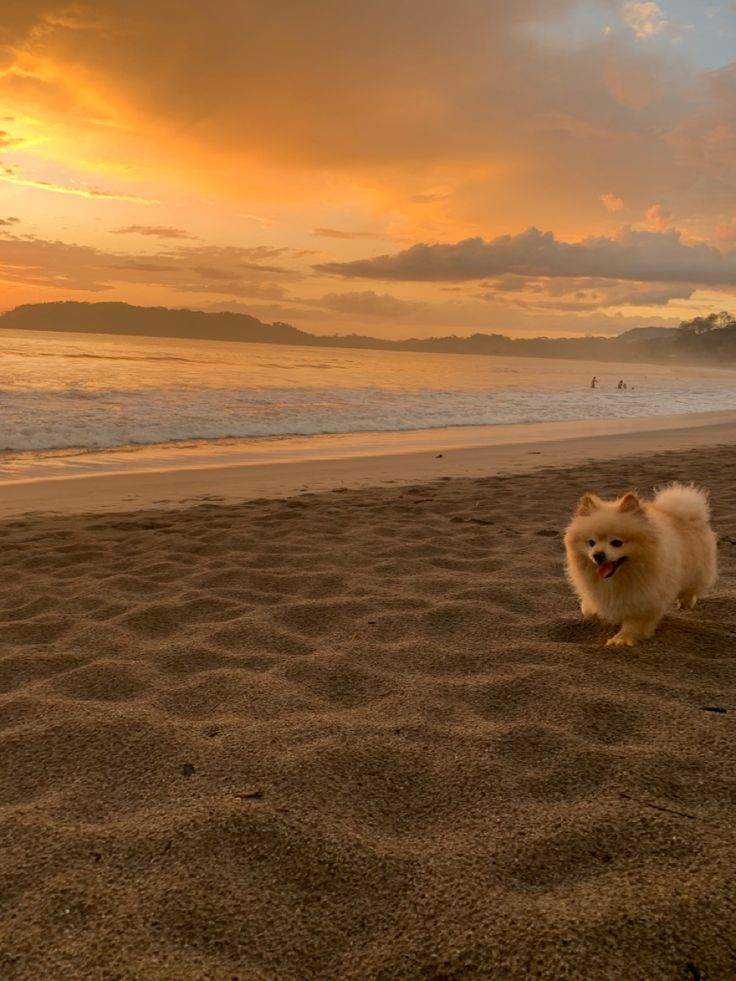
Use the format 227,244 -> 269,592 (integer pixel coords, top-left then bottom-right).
593,551 -> 606,565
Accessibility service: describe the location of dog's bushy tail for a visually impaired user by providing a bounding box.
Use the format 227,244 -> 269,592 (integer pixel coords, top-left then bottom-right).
653,482 -> 711,523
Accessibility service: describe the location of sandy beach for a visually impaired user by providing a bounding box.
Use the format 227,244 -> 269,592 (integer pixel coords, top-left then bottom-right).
0,429 -> 735,979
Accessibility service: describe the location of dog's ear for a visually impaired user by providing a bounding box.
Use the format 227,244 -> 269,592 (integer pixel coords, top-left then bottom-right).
618,492 -> 643,514
576,494 -> 600,516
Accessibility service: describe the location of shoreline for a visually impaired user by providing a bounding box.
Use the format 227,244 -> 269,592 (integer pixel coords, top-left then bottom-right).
2,409 -> 735,517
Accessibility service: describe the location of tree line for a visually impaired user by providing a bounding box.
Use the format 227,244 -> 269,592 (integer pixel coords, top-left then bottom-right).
1,301 -> 735,367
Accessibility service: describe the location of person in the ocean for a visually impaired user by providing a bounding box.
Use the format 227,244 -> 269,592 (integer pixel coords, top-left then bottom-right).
591,376 -> 598,388
617,379 -> 624,389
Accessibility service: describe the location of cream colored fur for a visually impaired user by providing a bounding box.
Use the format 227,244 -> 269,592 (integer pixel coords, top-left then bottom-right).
564,483 -> 717,647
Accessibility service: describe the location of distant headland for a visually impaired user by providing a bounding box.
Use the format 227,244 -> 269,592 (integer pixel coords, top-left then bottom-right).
2,301 -> 735,366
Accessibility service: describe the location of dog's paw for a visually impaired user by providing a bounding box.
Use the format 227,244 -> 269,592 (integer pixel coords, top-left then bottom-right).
676,594 -> 697,610
605,632 -> 636,647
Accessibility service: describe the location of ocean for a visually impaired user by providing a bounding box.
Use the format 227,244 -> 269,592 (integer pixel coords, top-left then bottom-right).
1,328 -> 734,481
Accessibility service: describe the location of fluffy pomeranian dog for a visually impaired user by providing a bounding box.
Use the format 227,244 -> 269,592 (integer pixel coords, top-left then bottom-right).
564,483 -> 717,647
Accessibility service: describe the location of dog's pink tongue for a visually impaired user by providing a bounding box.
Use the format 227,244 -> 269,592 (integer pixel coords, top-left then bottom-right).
597,561 -> 616,579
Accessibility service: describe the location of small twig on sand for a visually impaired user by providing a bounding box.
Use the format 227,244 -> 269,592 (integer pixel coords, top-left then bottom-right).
618,791 -> 697,821
618,794 -> 733,842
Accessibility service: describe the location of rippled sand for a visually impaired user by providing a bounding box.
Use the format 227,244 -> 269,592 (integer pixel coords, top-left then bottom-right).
0,445 -> 734,979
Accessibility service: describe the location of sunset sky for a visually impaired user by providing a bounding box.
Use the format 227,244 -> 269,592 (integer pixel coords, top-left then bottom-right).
1,0 -> 736,338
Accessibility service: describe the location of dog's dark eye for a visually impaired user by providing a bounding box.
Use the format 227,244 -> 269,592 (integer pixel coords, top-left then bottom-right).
610,539 -> 623,548
587,539 -> 595,547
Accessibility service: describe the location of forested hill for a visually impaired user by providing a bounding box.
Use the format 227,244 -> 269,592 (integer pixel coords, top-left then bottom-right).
0,302 -> 306,345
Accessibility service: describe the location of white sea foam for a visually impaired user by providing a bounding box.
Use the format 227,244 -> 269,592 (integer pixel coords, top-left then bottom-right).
2,382 -> 736,454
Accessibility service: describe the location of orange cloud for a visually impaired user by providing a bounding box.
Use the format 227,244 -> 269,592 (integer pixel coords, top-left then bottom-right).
309,291 -> 425,318
0,3 -> 692,195
600,192 -> 624,212
716,217 -> 736,249
0,235 -> 301,296
476,277 -> 693,311
644,204 -> 672,231
112,225 -> 194,239
0,167 -> 158,202
622,3 -> 669,40
0,0 -> 719,270
313,228 -> 386,240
